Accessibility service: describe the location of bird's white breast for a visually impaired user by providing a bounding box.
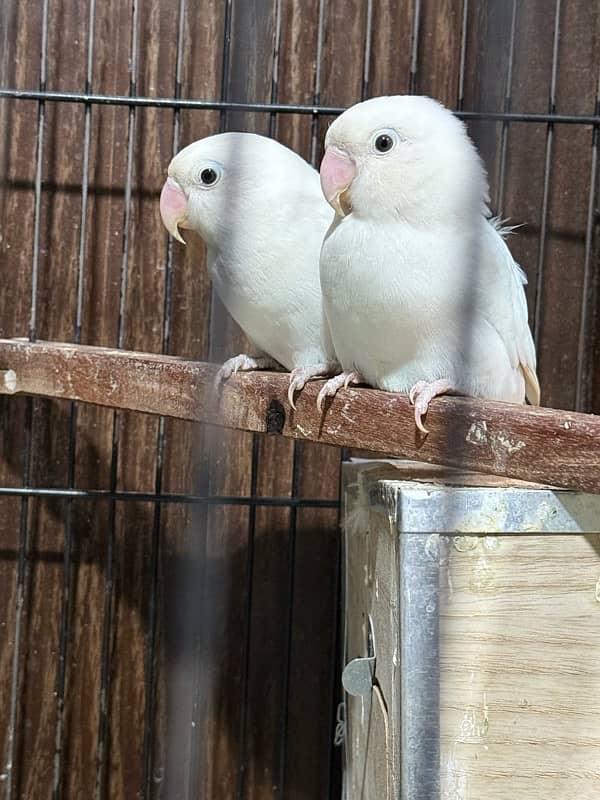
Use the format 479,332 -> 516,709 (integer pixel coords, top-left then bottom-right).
320,215 -> 525,401
208,206 -> 331,370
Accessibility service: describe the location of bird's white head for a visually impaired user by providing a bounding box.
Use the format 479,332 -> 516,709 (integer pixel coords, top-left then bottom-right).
320,95 -> 489,222
159,131 -> 307,247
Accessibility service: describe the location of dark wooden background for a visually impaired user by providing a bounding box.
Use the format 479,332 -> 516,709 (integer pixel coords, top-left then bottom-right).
1,1 -> 599,798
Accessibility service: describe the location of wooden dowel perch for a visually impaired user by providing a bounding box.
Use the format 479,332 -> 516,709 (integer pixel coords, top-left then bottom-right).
0,338 -> 599,494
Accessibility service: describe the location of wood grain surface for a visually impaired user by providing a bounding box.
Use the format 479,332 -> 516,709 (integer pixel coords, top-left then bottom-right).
343,463 -> 600,800
2,339 -> 600,495
441,532 -> 600,800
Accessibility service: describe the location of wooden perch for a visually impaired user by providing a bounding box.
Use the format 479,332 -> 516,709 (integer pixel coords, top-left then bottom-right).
0,338 -> 599,494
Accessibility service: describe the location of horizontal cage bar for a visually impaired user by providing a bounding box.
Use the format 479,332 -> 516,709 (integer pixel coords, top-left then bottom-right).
0,486 -> 339,507
1,88 -> 600,125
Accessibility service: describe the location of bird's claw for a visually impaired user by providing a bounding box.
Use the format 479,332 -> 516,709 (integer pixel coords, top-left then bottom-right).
316,384 -> 333,413
408,380 -> 427,406
316,371 -> 360,413
408,378 -> 454,434
287,368 -> 307,410
287,362 -> 340,410
413,403 -> 430,434
213,364 -> 234,392
213,353 -> 273,392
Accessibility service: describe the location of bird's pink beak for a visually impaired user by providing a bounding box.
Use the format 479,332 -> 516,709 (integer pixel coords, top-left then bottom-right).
159,176 -> 188,244
320,147 -> 356,217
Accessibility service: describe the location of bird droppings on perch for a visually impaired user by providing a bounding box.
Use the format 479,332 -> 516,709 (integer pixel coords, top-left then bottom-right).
1,369 -> 17,394
0,338 -> 599,494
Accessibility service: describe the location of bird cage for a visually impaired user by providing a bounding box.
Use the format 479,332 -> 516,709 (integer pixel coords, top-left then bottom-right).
1,1 -> 599,799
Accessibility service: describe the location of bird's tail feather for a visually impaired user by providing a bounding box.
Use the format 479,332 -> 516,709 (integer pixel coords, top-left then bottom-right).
521,362 -> 541,406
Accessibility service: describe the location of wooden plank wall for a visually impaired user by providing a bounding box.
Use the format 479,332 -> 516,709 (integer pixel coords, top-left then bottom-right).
0,1 -> 599,798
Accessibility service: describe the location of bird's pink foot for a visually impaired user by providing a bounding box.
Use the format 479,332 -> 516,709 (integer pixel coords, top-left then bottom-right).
408,378 -> 455,434
287,362 -> 339,409
316,370 -> 362,413
214,353 -> 279,390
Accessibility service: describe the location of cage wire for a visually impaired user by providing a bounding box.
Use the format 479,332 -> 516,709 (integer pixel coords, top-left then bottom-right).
0,0 -> 599,798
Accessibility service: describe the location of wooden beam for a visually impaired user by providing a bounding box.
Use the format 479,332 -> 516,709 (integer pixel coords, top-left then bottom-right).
0,338 -> 598,494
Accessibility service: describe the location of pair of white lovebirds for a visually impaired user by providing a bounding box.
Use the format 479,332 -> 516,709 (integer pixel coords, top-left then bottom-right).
160,94 -> 540,433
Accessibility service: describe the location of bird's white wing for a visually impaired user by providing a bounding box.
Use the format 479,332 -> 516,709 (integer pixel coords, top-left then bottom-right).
479,220 -> 540,405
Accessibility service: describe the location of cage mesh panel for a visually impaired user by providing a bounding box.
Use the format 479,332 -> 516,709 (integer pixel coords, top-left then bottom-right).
1,1 -> 600,799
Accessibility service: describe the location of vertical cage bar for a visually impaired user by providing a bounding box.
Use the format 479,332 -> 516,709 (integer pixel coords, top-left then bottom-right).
188,2 -> 235,794
495,0 -> 517,216
141,0 -> 187,795
236,3 -> 283,796
278,439 -> 302,798
533,0 -> 562,347
218,0 -> 234,133
268,0 -> 282,134
361,0 -> 374,101
456,0 -> 469,111
408,0 -> 422,95
3,414 -> 34,800
282,1 -> 329,794
52,1 -> 97,796
94,1 -> 140,797
3,1 -> 50,797
575,69 -> 600,412
338,473 -> 353,800
310,0 -> 326,166
309,3 -> 345,793
28,2 -> 50,345
326,483 -> 343,800
328,1 -> 376,786
235,435 -> 261,798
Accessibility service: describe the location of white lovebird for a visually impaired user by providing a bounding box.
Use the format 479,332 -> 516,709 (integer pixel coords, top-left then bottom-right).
317,95 -> 540,431
159,132 -> 338,400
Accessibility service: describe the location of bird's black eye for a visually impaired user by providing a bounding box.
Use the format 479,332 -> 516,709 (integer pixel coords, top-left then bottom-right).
200,167 -> 218,185
374,133 -> 394,153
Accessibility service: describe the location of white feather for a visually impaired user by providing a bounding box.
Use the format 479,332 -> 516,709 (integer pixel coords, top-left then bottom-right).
168,132 -> 336,370
320,95 -> 540,405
